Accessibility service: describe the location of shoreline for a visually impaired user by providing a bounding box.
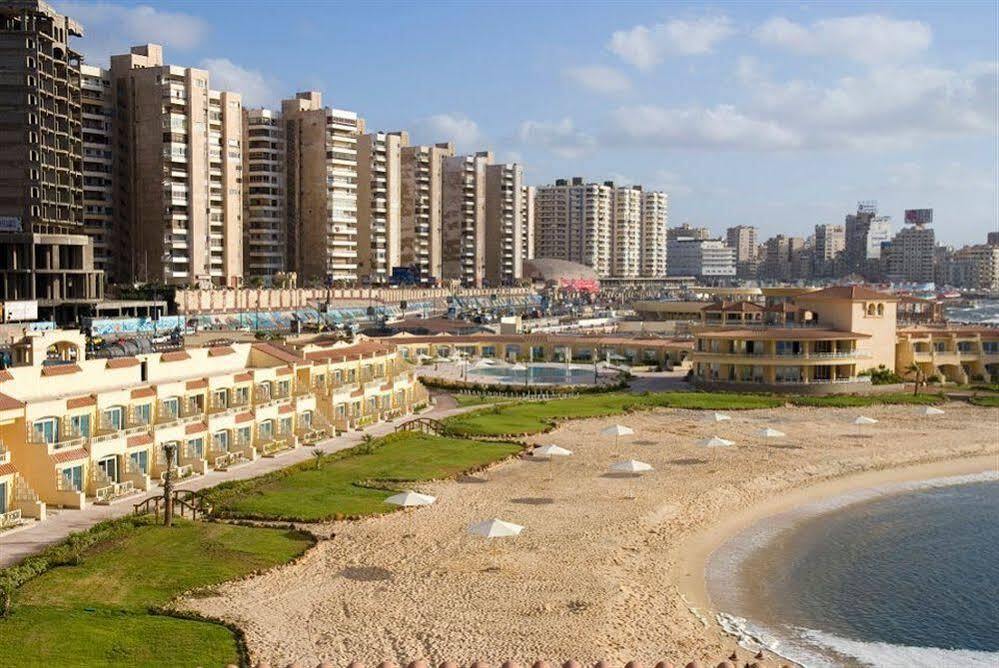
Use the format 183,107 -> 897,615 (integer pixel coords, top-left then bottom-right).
677,452 -> 999,657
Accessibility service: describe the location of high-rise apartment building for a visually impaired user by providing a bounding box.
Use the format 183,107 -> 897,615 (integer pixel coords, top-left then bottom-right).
844,202 -> 892,270
640,190 -> 668,278
726,225 -> 758,279
520,185 -> 535,263
535,177 -> 612,276
760,234 -> 810,282
484,163 -> 523,285
610,185 -> 642,278
399,142 -> 453,284
442,151 -> 491,286
0,0 -> 103,317
668,223 -> 711,240
667,237 -> 736,279
943,244 -> 999,291
242,108 -> 286,281
357,130 -> 407,283
282,91 -> 364,284
884,215 -> 936,283
79,64 -> 115,278
110,44 -> 243,287
813,223 -> 845,277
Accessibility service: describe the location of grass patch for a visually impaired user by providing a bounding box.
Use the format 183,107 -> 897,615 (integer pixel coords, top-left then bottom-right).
452,394 -> 512,407
786,392 -> 946,408
970,395 -> 999,407
444,392 -> 784,437
209,432 -> 521,522
0,517 -> 311,667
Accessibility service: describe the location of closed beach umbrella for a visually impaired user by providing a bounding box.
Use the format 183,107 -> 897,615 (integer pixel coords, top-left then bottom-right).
601,423 -> 634,454
610,459 -> 654,474
697,436 -> 735,447
853,415 -> 878,425
917,406 -> 945,416
706,412 -> 732,422
758,427 -> 785,438
467,518 -> 524,538
534,443 -> 573,480
509,363 -> 528,371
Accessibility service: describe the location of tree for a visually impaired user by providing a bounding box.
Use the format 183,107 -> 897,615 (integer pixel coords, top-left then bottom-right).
906,363 -> 925,396
312,448 -> 325,470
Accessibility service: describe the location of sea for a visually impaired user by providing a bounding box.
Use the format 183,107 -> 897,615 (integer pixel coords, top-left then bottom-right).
944,298 -> 999,325
707,474 -> 999,667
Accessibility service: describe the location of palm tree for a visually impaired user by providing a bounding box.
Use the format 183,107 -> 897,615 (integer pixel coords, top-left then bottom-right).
906,363 -> 925,396
312,448 -> 325,470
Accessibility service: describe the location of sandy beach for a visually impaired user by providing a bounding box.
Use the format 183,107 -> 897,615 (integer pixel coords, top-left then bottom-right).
182,402 -> 998,666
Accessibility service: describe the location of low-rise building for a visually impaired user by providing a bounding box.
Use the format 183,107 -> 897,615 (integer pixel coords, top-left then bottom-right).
0,328 -> 426,527
896,326 -> 999,384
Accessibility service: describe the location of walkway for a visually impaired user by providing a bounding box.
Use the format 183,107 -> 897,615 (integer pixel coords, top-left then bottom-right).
0,396 -> 469,568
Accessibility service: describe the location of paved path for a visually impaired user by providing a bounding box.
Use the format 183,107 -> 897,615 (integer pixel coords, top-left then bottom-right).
0,396 -> 468,568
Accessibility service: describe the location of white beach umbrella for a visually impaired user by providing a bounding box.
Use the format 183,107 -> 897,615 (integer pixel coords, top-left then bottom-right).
509,363 -> 528,371
386,490 -> 436,538
706,412 -> 732,422
384,490 -> 437,507
601,423 -> 634,455
534,444 -> 573,458
610,459 -> 654,474
758,427 -> 786,438
852,416 -> 878,425
917,406 -> 945,416
467,518 -> 524,538
697,436 -> 735,447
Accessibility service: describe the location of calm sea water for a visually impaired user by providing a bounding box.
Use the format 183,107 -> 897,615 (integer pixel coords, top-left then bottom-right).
710,478 -> 999,667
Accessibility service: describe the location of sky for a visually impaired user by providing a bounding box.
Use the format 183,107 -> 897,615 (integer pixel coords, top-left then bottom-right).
56,0 -> 998,246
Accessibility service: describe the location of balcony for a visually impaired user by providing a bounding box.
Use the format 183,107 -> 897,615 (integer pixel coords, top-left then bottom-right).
212,450 -> 247,471
0,509 -> 23,530
94,480 -> 136,505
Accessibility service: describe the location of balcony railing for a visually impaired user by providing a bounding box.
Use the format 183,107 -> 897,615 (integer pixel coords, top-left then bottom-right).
95,480 -> 135,504
212,451 -> 246,470
159,464 -> 194,483
258,438 -> 290,456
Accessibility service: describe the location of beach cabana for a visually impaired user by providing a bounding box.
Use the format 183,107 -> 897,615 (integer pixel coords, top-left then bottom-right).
697,436 -> 734,447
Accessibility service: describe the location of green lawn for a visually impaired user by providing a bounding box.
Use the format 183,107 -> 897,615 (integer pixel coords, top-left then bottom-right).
444,390 -> 955,437
444,392 -> 784,436
786,392 -> 946,408
210,432 -> 522,521
970,395 -> 999,407
0,518 -> 311,667
452,394 -> 513,407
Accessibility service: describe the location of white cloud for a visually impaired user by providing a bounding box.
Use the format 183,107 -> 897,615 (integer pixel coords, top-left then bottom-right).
200,58 -> 278,108
564,65 -> 632,94
609,16 -> 734,70
754,15 -> 932,64
887,162 -> 998,193
517,118 -> 596,159
57,1 -> 208,64
654,170 -> 692,197
410,113 -> 485,153
609,104 -> 801,151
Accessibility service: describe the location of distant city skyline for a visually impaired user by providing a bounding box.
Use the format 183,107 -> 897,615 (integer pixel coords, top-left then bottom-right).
56,0 -> 997,246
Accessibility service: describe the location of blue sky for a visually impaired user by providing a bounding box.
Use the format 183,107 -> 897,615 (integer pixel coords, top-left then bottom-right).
58,1 -> 997,245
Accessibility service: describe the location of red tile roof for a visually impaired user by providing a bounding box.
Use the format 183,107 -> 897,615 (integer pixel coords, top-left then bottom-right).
252,342 -> 303,365
131,387 -> 156,399
208,346 -> 235,357
160,351 -> 191,362
0,392 -> 25,411
127,434 -> 153,448
695,328 -> 871,341
106,357 -> 140,369
185,379 -> 208,391
185,422 -> 208,434
235,411 -> 253,423
50,448 -> 88,464
66,395 -> 96,409
276,366 -> 293,376
305,340 -> 395,363
0,370 -> 13,382
701,301 -> 765,313
234,371 -> 253,382
0,462 -> 16,477
41,364 -> 81,376
350,388 -> 364,398
278,404 -> 294,414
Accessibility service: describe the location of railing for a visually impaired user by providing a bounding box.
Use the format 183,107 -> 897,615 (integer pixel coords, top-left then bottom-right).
95,480 -> 135,503
212,451 -> 246,470
29,432 -> 88,451
0,509 -> 23,529
159,464 -> 193,483
395,417 -> 449,436
696,350 -> 870,360
259,438 -> 290,456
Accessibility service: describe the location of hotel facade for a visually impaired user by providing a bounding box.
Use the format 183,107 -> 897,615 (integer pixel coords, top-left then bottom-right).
0,328 -> 427,529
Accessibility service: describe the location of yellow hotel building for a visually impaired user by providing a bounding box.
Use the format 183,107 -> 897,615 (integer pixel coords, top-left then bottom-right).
0,330 -> 427,529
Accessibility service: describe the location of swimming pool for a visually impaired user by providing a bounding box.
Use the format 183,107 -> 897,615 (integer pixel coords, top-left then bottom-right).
467,364 -> 601,385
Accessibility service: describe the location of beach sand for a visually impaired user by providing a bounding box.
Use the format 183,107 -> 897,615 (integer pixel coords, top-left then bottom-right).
182,402 -> 998,666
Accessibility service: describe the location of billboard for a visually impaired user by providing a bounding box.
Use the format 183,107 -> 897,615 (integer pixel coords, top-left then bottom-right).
2,300 -> 38,322
904,209 -> 933,225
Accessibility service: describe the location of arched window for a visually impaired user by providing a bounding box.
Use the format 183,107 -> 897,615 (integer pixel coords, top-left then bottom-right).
867,304 -> 876,316
877,303 -> 884,316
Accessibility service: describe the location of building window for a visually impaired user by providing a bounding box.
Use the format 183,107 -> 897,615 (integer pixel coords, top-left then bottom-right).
129,450 -> 148,474
33,417 -> 59,444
